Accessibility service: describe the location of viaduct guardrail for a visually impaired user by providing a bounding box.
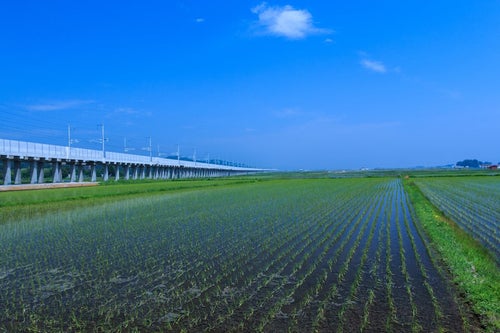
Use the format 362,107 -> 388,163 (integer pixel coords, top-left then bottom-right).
0,138 -> 263,185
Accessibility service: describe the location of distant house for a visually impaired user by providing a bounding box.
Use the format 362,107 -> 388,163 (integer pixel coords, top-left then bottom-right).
487,165 -> 498,170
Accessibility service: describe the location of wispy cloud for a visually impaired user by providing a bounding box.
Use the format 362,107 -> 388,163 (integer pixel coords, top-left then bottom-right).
273,108 -> 304,118
195,18 -> 205,23
26,100 -> 94,111
360,59 -> 387,73
251,2 -> 330,39
113,107 -> 140,115
107,107 -> 152,121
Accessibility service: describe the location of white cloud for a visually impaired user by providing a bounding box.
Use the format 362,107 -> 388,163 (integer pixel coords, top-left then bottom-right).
360,59 -> 387,73
195,18 -> 205,23
251,2 -> 329,39
26,100 -> 93,111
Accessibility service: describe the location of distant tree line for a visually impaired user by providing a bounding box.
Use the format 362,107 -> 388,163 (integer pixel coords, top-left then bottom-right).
456,159 -> 493,168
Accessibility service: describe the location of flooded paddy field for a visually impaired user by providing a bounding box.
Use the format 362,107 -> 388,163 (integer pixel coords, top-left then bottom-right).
0,178 -> 488,332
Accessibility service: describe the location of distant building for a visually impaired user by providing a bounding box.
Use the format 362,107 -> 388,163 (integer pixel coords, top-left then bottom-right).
487,165 -> 498,170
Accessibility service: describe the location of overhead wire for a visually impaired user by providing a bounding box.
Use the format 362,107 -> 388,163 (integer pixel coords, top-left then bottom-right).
0,110 -> 249,166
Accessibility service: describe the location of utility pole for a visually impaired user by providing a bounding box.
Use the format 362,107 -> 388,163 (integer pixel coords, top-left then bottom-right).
177,144 -> 180,166
193,148 -> 196,166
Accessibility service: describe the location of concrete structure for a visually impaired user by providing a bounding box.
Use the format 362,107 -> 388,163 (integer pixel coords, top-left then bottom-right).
0,139 -> 263,186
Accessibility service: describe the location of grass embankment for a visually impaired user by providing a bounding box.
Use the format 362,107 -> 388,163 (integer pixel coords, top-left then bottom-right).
0,177 -> 261,223
404,179 -> 500,332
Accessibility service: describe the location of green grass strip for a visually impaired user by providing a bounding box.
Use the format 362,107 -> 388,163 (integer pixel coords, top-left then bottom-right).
0,178 -> 262,224
404,179 -> 500,332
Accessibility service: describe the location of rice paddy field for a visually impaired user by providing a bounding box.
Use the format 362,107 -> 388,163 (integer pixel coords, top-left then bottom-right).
0,174 -> 498,332
413,177 -> 500,263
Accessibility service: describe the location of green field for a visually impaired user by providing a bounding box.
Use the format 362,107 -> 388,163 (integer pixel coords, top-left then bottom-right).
0,174 -> 498,332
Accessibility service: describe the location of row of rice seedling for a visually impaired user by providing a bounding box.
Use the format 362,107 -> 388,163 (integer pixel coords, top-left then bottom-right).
0,178 -> 475,331
271,187 -> 380,332
207,180 -> 378,332
414,177 -> 500,262
315,179 -> 465,333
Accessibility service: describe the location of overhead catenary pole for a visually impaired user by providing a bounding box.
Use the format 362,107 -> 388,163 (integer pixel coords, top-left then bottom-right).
149,136 -> 152,162
67,124 -> 71,159
177,144 -> 180,166
68,124 -> 71,149
124,137 -> 135,153
99,124 -> 106,159
67,124 -> 79,158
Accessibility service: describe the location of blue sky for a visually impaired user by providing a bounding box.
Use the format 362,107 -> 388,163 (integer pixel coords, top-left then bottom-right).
1,1 -> 499,170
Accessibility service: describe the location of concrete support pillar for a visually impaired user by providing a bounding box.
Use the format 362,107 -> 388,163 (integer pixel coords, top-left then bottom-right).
37,161 -> 44,183
140,166 -> 146,179
30,160 -> 38,184
91,164 -> 97,182
52,161 -> 61,183
70,163 -> 77,182
103,164 -> 109,181
133,165 -> 138,180
14,160 -> 22,184
124,165 -> 130,180
115,165 -> 120,181
3,158 -> 12,185
78,165 -> 84,182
